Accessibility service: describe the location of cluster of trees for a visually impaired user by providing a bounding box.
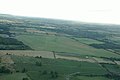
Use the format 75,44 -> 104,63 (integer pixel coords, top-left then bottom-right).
42,70 -> 47,75
22,68 -> 27,73
18,69 -> 58,79
36,62 -> 42,66
90,42 -> 120,49
22,78 -> 29,80
0,66 -> 11,73
0,45 -> 32,50
0,37 -> 23,45
50,71 -> 58,78
0,22 -> 32,50
0,37 -> 32,50
41,70 -> 58,78
0,24 -> 10,34
35,56 -> 42,59
105,73 -> 120,80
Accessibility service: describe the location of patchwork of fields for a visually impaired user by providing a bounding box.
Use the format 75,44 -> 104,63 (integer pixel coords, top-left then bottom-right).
0,14 -> 120,80
1,54 -> 119,80
0,54 -> 120,80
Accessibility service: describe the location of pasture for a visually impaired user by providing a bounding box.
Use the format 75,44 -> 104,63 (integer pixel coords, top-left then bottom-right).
0,14 -> 120,80
70,76 -> 113,80
11,55 -> 109,80
73,37 -> 104,44
0,50 -> 54,58
0,53 -> 119,80
16,34 -> 120,58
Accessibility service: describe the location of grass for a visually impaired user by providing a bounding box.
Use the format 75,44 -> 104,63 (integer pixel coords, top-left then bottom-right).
92,57 -> 114,64
74,37 -> 104,44
70,76 -> 113,80
10,55 -> 109,80
1,14 -> 120,80
0,52 -> 119,80
13,57 -> 106,74
27,71 -> 65,80
103,64 -> 120,74
0,50 -> 54,58
16,34 -> 120,58
0,73 -> 30,80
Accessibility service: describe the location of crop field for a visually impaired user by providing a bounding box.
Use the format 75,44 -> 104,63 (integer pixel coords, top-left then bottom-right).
92,57 -> 115,64
0,14 -> 120,80
0,53 -> 120,80
11,55 -> 107,74
56,55 -> 96,63
102,64 -> 120,74
1,54 -> 119,80
0,50 -> 54,58
9,55 -> 110,79
72,37 -> 104,44
16,34 -> 120,58
70,76 -> 113,80
0,73 -> 31,80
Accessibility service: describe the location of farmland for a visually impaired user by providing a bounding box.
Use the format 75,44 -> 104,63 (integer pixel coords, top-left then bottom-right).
0,54 -> 111,80
70,76 -> 113,80
0,54 -> 120,80
16,34 -> 120,58
0,14 -> 120,80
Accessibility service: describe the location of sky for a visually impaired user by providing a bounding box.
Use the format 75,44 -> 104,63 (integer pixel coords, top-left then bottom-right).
0,0 -> 120,24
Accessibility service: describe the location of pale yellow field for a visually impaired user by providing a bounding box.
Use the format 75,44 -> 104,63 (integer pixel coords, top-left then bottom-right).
115,61 -> 120,65
92,57 -> 115,64
0,50 -> 54,59
1,55 -> 14,64
0,50 -> 115,64
0,50 -> 95,63
56,55 -> 95,63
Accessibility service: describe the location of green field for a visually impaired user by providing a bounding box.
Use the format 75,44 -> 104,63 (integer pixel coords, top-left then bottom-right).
11,55 -> 107,75
70,76 -> 113,80
73,37 -> 104,44
11,55 -> 109,80
0,14 -> 120,80
0,52 -> 119,80
102,64 -> 120,74
16,34 -> 120,58
0,49 -> 119,80
0,73 -> 30,80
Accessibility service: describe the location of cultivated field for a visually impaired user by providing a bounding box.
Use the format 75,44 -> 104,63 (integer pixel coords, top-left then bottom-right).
0,14 -> 120,80
0,50 -> 54,58
16,34 -> 120,58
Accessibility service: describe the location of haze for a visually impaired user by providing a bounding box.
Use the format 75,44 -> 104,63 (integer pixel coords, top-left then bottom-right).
0,0 -> 120,24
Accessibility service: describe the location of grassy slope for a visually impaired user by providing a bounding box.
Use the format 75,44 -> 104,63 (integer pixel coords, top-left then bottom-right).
0,73 -> 30,80
12,55 -> 107,75
70,76 -> 113,80
1,54 -> 118,80
16,34 -> 120,58
11,55 -> 108,80
103,64 -> 120,74
74,38 -> 104,44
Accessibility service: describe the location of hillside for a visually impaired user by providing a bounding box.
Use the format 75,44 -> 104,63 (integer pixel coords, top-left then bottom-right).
0,14 -> 120,80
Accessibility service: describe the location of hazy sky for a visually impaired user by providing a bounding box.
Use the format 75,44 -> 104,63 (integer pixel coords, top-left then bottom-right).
0,0 -> 120,24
